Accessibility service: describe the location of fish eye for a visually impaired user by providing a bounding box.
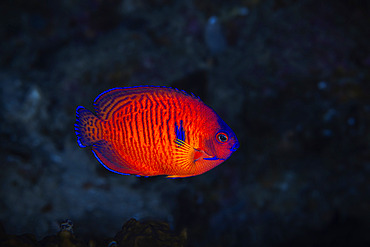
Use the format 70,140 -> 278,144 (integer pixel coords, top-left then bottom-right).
216,132 -> 229,143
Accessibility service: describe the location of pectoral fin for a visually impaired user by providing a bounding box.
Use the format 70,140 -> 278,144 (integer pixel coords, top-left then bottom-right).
174,139 -> 216,166
174,139 -> 195,171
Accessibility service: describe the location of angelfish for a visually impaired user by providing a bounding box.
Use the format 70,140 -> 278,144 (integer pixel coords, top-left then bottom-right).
75,86 -> 239,178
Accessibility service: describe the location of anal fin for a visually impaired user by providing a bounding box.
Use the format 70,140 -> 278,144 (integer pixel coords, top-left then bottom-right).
92,140 -> 139,175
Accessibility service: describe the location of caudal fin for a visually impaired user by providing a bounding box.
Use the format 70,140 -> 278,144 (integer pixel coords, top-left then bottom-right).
75,106 -> 102,148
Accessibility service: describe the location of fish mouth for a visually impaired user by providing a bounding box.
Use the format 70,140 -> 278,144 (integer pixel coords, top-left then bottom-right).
230,141 -> 240,151
203,156 -> 225,161
195,149 -> 224,161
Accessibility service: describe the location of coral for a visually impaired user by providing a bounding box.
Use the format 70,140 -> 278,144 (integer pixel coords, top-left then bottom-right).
0,219 -> 186,247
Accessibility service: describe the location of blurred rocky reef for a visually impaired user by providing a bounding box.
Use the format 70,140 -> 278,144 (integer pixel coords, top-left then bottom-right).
0,0 -> 369,246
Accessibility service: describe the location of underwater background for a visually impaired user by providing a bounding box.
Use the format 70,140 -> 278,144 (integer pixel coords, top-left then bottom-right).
0,0 -> 369,246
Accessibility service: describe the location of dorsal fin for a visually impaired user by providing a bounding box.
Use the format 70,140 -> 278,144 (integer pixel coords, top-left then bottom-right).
93,86 -> 200,120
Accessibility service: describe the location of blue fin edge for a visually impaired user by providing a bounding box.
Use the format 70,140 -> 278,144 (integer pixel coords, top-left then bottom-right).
75,106 -> 89,148
92,149 -> 132,176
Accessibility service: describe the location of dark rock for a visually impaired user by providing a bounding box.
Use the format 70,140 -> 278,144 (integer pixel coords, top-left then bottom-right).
114,218 -> 186,247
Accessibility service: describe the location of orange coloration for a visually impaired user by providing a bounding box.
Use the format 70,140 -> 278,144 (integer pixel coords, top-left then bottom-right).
75,86 -> 239,178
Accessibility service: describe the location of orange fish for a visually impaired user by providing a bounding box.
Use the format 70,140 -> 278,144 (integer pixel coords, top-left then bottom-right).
75,86 -> 239,178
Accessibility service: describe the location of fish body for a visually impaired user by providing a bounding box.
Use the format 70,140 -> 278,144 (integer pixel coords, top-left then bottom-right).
75,86 -> 239,178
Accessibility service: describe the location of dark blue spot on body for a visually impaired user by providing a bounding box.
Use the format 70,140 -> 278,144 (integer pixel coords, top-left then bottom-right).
175,120 -> 186,143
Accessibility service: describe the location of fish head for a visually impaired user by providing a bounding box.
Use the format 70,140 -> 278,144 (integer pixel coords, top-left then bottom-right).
201,116 -> 239,163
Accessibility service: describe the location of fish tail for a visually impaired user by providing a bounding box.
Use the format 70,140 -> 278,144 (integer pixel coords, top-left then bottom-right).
75,106 -> 102,148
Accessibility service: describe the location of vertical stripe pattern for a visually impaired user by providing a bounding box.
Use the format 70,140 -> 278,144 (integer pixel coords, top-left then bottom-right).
80,86 -> 239,177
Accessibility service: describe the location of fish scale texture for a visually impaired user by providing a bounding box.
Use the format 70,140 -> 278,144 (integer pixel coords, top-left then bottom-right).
75,86 -> 239,177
